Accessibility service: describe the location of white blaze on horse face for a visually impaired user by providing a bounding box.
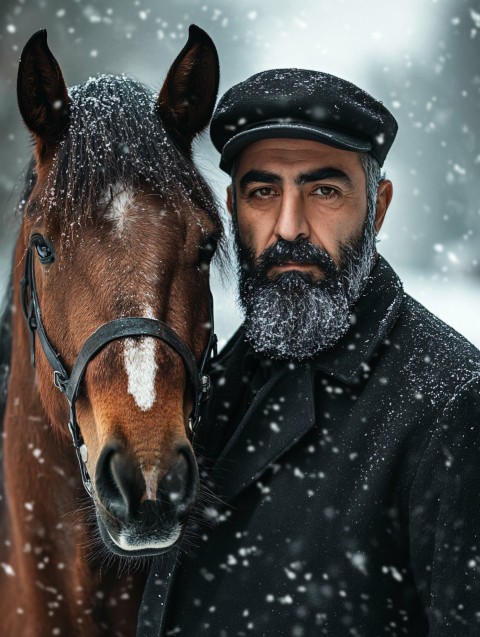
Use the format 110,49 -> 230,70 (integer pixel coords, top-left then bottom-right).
123,305 -> 158,411
105,183 -> 135,234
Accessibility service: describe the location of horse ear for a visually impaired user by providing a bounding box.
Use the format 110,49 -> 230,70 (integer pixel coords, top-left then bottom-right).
17,30 -> 71,157
158,25 -> 219,155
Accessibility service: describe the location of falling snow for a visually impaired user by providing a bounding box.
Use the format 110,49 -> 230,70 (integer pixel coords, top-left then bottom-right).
0,2 -> 479,637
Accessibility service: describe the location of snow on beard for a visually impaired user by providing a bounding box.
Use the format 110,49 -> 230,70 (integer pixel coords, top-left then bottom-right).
233,222 -> 376,361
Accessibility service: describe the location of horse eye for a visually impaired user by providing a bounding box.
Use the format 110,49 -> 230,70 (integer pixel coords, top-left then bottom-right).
32,236 -> 55,264
199,238 -> 218,266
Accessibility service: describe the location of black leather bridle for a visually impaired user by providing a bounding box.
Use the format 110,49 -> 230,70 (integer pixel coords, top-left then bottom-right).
20,245 -> 217,497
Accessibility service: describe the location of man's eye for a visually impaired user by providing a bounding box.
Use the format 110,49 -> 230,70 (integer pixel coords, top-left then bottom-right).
312,186 -> 337,199
251,187 -> 277,199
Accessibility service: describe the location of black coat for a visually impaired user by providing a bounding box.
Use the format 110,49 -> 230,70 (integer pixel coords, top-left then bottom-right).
137,257 -> 480,637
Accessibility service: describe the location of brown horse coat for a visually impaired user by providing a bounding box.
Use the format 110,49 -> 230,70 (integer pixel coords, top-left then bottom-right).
0,25 -> 221,637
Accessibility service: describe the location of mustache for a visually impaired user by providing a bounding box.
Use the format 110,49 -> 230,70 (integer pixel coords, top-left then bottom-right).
254,239 -> 337,279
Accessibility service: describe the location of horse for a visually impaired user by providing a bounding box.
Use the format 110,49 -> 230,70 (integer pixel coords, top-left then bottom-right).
0,25 -> 221,636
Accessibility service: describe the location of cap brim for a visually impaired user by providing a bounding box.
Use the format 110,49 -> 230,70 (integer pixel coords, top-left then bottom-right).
219,122 -> 372,173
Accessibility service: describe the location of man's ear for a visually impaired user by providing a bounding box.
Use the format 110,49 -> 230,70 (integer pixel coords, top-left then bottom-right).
226,185 -> 233,217
375,180 -> 393,233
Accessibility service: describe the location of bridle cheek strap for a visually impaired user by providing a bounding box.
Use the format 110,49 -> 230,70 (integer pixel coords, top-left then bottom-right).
21,247 -> 217,497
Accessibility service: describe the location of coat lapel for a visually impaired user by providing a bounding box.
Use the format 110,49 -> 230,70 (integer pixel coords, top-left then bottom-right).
210,361 -> 316,503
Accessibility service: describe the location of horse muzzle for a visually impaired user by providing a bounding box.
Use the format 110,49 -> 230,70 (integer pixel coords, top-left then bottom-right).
94,442 -> 199,557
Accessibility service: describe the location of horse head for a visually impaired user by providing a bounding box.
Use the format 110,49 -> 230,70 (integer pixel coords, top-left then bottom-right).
15,27 -> 221,557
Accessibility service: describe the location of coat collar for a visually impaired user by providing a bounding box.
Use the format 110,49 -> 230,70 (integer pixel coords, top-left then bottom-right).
312,255 -> 404,383
199,256 -> 404,503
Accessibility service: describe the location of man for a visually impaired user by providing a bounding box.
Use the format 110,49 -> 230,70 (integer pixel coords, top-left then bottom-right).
138,69 -> 480,636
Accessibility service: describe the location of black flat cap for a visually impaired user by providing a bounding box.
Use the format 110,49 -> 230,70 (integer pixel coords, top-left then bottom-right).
210,68 -> 398,173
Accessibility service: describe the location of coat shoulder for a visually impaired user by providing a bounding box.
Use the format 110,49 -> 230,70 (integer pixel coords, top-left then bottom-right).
391,292 -> 480,396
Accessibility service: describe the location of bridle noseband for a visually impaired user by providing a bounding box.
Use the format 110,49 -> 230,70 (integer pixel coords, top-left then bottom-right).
21,246 -> 217,497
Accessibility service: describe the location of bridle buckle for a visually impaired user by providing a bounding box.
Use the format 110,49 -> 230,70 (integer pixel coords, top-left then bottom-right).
201,374 -> 212,401
53,370 -> 67,393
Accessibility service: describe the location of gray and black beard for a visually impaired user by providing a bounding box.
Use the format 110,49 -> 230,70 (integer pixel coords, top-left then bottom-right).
234,219 -> 376,361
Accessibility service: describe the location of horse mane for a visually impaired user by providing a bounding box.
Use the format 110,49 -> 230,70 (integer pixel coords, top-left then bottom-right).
0,283 -> 12,432
0,163 -> 37,430
29,75 -> 221,232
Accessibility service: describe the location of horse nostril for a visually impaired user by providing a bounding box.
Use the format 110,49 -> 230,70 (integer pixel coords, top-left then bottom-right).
95,443 -> 199,524
157,445 -> 199,516
95,445 -> 143,521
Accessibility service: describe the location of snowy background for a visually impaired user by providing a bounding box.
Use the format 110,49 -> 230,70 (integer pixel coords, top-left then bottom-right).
0,0 -> 478,349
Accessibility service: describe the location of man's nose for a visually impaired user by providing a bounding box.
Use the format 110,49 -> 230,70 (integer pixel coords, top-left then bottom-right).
273,191 -> 310,242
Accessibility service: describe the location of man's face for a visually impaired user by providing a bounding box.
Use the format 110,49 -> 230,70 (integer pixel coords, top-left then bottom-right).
230,138 -> 369,277
227,138 -> 391,361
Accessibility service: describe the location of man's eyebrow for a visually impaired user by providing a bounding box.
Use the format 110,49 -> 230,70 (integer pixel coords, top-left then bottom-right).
295,168 -> 353,187
239,170 -> 282,191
